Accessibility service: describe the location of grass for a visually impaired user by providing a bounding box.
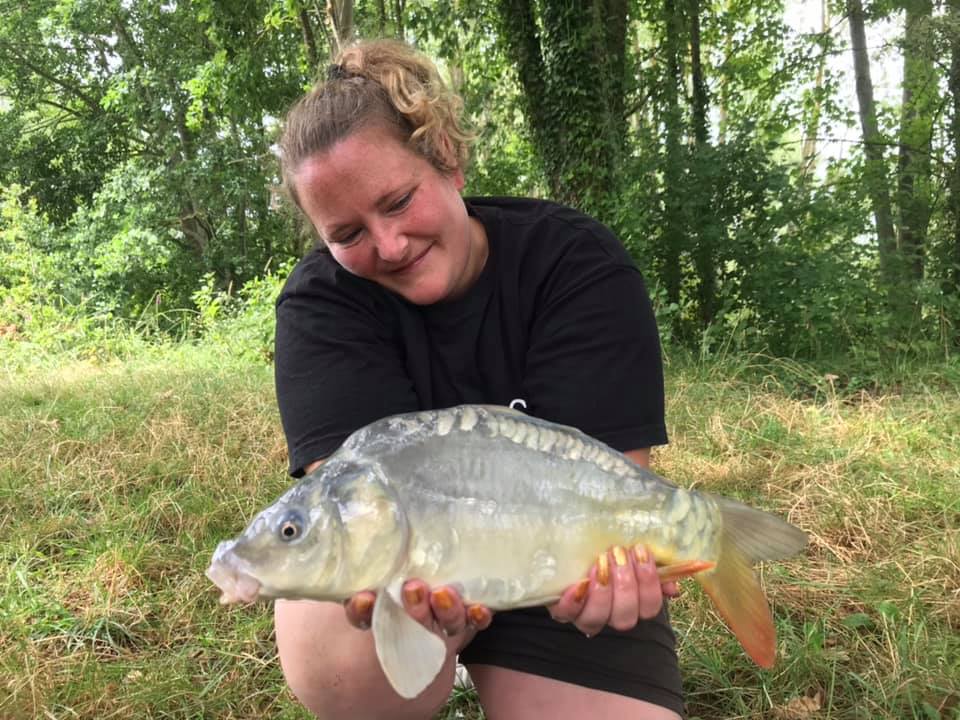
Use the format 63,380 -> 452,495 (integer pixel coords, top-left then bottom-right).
1,345 -> 958,719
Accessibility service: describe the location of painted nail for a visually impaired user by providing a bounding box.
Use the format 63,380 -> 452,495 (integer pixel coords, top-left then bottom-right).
596,553 -> 610,586
353,594 -> 374,615
432,587 -> 454,611
634,544 -> 649,565
403,586 -> 425,607
612,545 -> 628,567
572,578 -> 590,603
467,605 -> 487,626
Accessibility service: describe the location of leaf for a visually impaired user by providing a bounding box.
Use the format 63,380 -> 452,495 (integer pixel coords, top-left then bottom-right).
877,601 -> 901,621
840,612 -> 874,630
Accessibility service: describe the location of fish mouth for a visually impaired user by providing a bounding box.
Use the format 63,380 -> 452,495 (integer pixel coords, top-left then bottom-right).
206,540 -> 263,604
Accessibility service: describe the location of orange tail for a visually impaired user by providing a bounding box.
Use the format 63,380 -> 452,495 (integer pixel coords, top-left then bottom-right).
694,496 -> 808,668
695,537 -> 777,667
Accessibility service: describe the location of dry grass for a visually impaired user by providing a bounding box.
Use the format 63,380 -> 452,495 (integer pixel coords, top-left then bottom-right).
658,360 -> 960,719
1,348 -> 958,719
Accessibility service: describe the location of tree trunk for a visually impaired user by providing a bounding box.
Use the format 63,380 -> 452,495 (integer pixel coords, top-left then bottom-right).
660,0 -> 686,310
497,0 -> 629,220
326,0 -> 354,54
947,0 -> 960,346
393,0 -> 405,39
718,0 -> 732,145
801,0 -> 828,177
377,0 -> 386,36
847,0 -> 901,326
689,0 -> 715,328
896,0 -> 934,293
172,102 -> 213,258
297,2 -> 320,70
690,0 -> 708,148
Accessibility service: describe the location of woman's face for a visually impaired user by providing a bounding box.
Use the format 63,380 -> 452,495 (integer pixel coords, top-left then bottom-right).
293,124 -> 487,305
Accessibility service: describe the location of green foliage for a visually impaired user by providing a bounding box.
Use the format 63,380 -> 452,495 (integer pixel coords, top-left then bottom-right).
0,0 -> 308,327
1,0 -> 960,362
0,185 -> 63,324
190,262 -> 293,364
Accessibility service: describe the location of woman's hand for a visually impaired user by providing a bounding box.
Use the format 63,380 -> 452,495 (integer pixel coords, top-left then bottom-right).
548,545 -> 679,637
343,580 -> 493,636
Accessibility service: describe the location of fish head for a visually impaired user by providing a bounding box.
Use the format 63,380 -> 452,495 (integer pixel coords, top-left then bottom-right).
206,470 -> 348,604
207,459 -> 409,604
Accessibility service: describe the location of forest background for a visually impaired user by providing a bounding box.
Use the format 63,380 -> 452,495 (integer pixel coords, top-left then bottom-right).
2,0 -> 959,719
2,0 -> 960,363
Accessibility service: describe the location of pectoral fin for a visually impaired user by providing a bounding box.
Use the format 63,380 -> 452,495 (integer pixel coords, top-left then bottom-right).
371,581 -> 448,699
657,559 -> 716,583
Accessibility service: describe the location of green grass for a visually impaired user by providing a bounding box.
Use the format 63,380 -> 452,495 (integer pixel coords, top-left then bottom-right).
1,346 -> 958,719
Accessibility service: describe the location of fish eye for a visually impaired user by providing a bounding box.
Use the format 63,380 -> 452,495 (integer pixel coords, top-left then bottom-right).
277,510 -> 305,542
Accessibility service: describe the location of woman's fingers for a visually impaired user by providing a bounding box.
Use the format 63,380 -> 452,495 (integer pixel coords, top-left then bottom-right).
608,546 -> 641,631
572,557 -> 614,637
403,580 -> 490,636
343,590 -> 377,629
547,578 -> 591,623
466,603 -> 494,631
430,586 -> 467,636
633,545 -> 665,619
401,579 -> 433,626
549,545 -> 679,637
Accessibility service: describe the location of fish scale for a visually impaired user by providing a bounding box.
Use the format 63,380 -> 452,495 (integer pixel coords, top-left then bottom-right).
207,404 -> 807,699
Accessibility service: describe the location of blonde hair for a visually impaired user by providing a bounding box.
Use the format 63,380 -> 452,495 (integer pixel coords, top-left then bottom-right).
279,39 -> 473,211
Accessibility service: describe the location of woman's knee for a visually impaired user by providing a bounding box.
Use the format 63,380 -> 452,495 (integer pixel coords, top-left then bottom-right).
274,599 -> 456,720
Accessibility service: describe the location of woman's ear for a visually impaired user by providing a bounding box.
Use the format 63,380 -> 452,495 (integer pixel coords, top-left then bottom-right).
434,131 -> 463,182
450,165 -> 465,191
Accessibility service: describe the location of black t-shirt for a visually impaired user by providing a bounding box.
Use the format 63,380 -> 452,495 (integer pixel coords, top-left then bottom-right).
274,197 -> 667,477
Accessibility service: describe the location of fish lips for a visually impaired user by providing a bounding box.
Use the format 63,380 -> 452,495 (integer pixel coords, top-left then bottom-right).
206,539 -> 263,604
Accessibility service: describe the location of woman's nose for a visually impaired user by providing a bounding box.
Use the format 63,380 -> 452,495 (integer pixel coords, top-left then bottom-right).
373,226 -> 409,263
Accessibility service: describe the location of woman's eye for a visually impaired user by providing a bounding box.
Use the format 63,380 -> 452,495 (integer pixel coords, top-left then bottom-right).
331,229 -> 360,246
390,192 -> 412,212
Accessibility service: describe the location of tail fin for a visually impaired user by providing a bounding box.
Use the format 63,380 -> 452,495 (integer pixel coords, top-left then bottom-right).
695,497 -> 807,668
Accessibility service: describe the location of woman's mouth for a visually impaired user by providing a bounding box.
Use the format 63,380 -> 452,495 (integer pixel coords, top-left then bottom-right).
391,245 -> 431,274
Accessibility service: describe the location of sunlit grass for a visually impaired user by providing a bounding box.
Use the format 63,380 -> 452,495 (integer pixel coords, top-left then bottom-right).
1,347 -> 957,718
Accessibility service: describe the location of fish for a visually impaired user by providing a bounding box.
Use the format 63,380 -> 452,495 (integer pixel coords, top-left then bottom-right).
207,404 -> 807,698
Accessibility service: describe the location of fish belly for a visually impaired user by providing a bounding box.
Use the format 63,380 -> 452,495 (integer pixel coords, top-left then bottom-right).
380,425 -> 719,610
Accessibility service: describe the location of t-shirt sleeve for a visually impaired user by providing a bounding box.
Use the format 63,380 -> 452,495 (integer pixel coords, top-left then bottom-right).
274,256 -> 419,476
522,225 -> 667,453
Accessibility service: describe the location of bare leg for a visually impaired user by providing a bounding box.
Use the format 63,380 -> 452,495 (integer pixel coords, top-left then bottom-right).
468,664 -> 683,720
275,599 -> 474,720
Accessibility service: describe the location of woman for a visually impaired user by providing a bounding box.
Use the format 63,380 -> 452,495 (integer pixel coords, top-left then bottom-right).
272,39 -> 683,720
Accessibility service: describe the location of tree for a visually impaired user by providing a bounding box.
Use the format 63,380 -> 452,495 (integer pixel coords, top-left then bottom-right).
896,0 -> 936,300
800,0 -> 830,177
947,0 -> 960,345
496,0 -> 629,220
847,0 -> 902,325
0,0 -> 309,313
658,0 -> 687,312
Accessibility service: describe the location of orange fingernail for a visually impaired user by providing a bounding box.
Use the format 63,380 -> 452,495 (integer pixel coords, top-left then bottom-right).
597,553 -> 610,586
612,545 -> 628,567
467,605 -> 487,625
432,588 -> 454,611
403,586 -> 425,606
573,578 -> 590,602
634,545 -> 649,565
354,595 -> 374,614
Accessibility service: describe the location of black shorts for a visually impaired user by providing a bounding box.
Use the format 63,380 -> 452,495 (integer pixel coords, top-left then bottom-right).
458,604 -> 685,717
